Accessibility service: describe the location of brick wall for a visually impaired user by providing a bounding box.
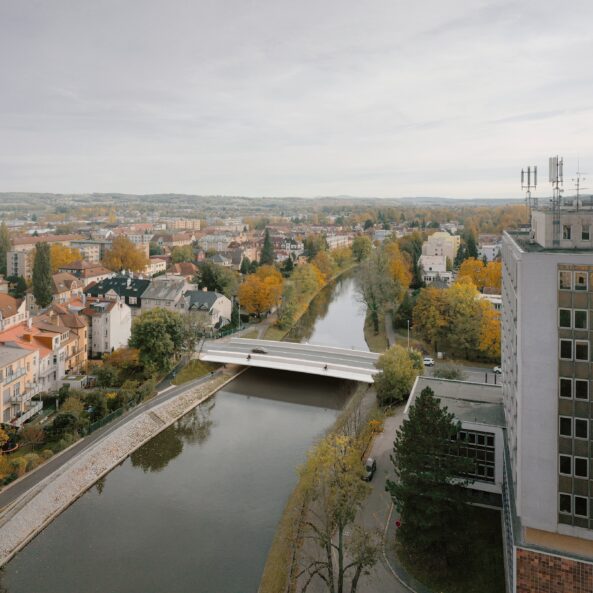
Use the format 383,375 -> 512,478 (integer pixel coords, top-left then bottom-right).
517,547 -> 593,593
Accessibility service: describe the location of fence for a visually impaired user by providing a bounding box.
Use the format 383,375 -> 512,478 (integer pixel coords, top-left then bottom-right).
84,407 -> 124,435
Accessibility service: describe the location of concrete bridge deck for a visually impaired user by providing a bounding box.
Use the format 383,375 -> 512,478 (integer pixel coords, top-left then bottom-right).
199,338 -> 380,383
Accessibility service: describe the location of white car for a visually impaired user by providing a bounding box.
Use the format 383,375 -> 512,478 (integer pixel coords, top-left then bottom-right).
493,366 -> 502,375
423,356 -> 435,367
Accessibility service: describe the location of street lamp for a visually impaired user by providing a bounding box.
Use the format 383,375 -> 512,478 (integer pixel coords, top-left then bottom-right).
407,319 -> 410,350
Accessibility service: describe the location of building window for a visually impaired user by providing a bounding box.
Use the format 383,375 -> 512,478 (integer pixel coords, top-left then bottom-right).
575,340 -> 589,361
575,418 -> 588,439
582,225 -> 590,241
559,493 -> 572,514
560,340 -> 573,360
575,379 -> 589,400
574,496 -> 588,518
559,417 -> 572,437
563,225 -> 572,240
574,310 -> 588,330
559,309 -> 572,328
559,271 -> 572,290
575,271 -> 588,291
574,457 -> 589,478
559,455 -> 572,476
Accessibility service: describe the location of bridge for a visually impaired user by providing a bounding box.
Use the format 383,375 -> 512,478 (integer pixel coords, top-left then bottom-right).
198,338 -> 380,383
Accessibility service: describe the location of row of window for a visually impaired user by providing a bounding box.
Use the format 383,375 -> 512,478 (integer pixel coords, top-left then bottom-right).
559,416 -> 589,439
452,431 -> 495,448
559,454 -> 589,478
562,224 -> 591,242
559,270 -> 589,291
559,377 -> 590,399
559,339 -> 590,362
559,493 -> 589,518
559,309 -> 589,330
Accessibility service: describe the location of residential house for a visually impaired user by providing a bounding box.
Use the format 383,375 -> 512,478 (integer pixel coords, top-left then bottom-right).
144,258 -> 167,277
207,253 -> 232,267
82,297 -> 132,358
418,255 -> 453,285
0,294 -> 28,331
84,276 -> 151,317
184,290 -> 232,329
167,262 -> 198,281
151,233 -> 195,250
140,275 -> 193,312
51,272 -> 84,305
0,343 -> 40,426
57,260 -> 114,287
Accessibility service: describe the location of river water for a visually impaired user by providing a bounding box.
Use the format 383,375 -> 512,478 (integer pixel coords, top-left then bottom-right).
0,273 -> 365,593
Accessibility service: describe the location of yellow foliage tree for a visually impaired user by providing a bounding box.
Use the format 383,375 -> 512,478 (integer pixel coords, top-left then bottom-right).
102,236 -> 149,272
458,258 -> 486,289
479,301 -> 501,359
50,244 -> 82,272
412,287 -> 448,351
331,246 -> 352,268
256,265 -> 283,307
312,250 -> 337,281
238,275 -> 275,316
482,261 -> 502,291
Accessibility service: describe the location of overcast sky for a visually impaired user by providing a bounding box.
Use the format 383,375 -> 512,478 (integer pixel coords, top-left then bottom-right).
1,0 -> 592,198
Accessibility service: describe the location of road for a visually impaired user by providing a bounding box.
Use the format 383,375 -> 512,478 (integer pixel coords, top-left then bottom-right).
0,367 -> 228,513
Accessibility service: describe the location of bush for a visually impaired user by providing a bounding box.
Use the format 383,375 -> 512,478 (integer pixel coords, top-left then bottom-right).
95,364 -> 121,388
40,449 -> 54,461
433,364 -> 467,381
83,391 -> 107,422
44,412 -> 79,441
10,457 -> 27,477
137,378 -> 156,402
23,453 -> 41,471
19,423 -> 46,446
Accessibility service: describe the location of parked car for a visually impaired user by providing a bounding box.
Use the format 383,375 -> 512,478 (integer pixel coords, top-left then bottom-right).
362,457 -> 377,482
423,356 -> 435,367
493,366 -> 502,375
251,347 -> 268,354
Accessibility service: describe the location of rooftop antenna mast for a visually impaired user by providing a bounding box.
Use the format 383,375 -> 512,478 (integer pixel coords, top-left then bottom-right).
521,165 -> 537,221
572,160 -> 587,211
549,155 -> 564,246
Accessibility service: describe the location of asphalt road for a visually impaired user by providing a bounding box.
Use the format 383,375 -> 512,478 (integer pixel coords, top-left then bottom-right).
202,339 -> 378,370
0,369 -> 225,513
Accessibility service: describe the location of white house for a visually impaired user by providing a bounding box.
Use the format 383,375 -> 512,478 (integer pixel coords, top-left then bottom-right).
418,255 -> 453,285
82,298 -> 132,357
184,290 -> 232,329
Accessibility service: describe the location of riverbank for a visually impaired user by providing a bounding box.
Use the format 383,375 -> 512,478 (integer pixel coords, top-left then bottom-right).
264,263 -> 358,341
0,366 -> 244,568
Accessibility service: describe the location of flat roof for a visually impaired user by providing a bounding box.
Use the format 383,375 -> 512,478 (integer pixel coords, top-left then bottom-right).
506,230 -> 593,254
409,376 -> 505,428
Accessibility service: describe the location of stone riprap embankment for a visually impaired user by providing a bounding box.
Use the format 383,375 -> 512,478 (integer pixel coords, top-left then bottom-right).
0,370 -> 241,567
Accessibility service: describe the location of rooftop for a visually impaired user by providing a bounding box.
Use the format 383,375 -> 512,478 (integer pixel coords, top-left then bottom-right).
505,230 -> 593,254
0,344 -> 30,367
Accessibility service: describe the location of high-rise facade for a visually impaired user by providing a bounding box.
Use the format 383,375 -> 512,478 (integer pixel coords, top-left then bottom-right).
502,199 -> 593,591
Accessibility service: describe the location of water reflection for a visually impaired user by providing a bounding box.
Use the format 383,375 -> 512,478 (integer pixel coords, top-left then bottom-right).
130,403 -> 214,473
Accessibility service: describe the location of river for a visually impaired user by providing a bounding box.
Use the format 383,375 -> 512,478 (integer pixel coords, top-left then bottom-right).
0,273 -> 365,593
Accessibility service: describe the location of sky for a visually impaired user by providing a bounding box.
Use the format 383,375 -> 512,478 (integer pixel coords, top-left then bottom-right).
1,0 -> 592,199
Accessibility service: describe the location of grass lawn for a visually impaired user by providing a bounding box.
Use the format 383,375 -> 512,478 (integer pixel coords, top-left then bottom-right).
263,325 -> 288,341
397,506 -> 505,593
240,328 -> 260,339
363,312 -> 389,353
172,360 -> 219,385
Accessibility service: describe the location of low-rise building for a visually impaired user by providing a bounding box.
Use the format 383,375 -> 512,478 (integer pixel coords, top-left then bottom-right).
184,290 -> 232,329
418,255 -> 453,285
0,294 -> 28,332
167,262 -> 198,281
82,298 -> 132,357
141,275 -> 193,312
51,272 -> 84,305
422,231 -> 460,262
144,258 -> 167,277
57,260 -> 114,287
84,276 -> 151,316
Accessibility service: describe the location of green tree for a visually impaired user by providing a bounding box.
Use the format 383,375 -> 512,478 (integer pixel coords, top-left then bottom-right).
465,232 -> 479,259
129,308 -> 185,372
0,221 -> 10,277
298,434 -> 380,593
303,234 -> 328,260
454,243 -> 467,267
239,256 -> 251,275
32,242 -> 52,308
260,228 -> 275,265
195,262 -> 239,298
7,275 -> 27,299
282,256 -> 294,276
351,236 -> 372,262
374,345 -> 421,405
393,291 -> 415,329
387,387 -> 474,572
170,245 -> 194,263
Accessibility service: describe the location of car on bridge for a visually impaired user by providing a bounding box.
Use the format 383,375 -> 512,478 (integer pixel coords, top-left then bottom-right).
251,347 -> 268,354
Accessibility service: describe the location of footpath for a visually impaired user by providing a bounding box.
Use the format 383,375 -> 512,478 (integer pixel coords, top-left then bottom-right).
0,365 -> 243,568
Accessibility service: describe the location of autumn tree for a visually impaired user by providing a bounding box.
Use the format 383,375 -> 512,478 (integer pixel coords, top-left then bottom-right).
351,236 -> 372,262
374,345 -> 423,405
50,243 -> 82,272
387,387 -> 474,573
444,279 -> 483,358
255,265 -> 284,307
458,257 -> 486,289
412,286 -> 448,352
238,275 -> 275,316
298,434 -> 380,593
478,300 -> 501,359
303,234 -> 328,260
32,242 -> 53,308
312,250 -> 337,281
102,236 -> 149,272
331,246 -> 352,268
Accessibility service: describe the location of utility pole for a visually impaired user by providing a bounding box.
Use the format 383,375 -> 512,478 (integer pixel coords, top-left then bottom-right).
407,319 -> 410,350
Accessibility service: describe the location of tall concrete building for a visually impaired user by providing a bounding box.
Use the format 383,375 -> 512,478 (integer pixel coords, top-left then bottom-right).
421,231 -> 460,262
501,195 -> 593,591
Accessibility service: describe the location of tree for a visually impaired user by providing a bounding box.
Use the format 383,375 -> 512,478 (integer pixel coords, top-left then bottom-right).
0,221 -> 10,277
255,265 -> 284,307
170,245 -> 194,263
331,246 -> 352,268
478,300 -> 501,359
298,434 -> 380,593
393,291 -> 415,329
7,275 -> 27,299
312,250 -> 337,281
443,279 -> 483,358
196,262 -> 238,298
18,423 -> 46,446
374,345 -> 421,405
129,307 -> 185,371
0,427 -> 9,448
458,257 -> 486,289
465,232 -> 479,259
303,234 -> 328,260
281,256 -> 294,276
356,250 -> 399,333
387,387 -> 474,572
102,236 -> 149,272
50,244 -> 81,272
149,242 -> 163,256
454,243 -> 467,267
238,275 -> 275,316
240,256 -> 251,275
291,263 -> 323,297
351,236 -> 372,262
412,287 -> 448,352
481,261 -> 502,291
260,228 -> 275,265
32,242 -> 52,308
182,310 -> 210,350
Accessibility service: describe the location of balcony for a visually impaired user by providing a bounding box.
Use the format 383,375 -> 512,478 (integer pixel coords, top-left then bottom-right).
11,401 -> 43,427
3,367 -> 26,385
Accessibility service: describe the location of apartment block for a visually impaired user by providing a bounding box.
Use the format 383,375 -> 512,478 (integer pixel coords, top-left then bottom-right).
421,231 -> 461,262
0,344 -> 39,426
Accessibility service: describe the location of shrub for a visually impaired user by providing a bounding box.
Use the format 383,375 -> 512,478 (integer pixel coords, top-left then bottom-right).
23,453 -> 41,471
19,423 -> 46,446
10,457 -> 27,477
95,364 -> 121,388
44,412 -> 79,441
40,449 -> 54,461
433,364 -> 468,381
